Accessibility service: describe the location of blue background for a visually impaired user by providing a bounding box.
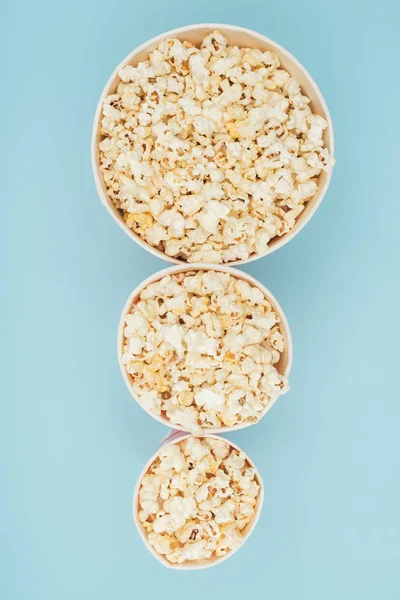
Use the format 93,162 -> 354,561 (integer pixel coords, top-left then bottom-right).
2,1 -> 400,598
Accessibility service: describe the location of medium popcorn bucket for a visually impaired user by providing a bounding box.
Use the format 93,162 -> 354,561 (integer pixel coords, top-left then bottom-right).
92,23 -> 334,266
133,431 -> 264,569
117,263 -> 293,433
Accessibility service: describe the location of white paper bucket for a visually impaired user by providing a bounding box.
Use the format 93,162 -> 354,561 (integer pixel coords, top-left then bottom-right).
92,23 -> 334,265
133,431 -> 264,569
118,263 -> 293,433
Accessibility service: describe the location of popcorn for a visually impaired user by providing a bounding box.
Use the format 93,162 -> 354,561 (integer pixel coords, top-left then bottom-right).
99,31 -> 334,263
121,270 -> 289,432
137,436 -> 261,564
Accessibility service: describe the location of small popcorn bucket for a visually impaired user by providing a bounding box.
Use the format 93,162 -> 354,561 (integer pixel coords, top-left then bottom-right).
118,263 -> 293,434
133,431 -> 264,570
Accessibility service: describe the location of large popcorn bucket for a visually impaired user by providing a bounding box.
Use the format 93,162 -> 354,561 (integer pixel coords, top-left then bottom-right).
133,431 -> 264,569
117,263 -> 293,433
92,23 -> 334,266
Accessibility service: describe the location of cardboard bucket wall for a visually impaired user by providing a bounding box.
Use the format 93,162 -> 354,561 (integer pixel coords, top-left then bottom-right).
118,263 -> 293,433
133,431 -> 264,569
91,23 -> 334,266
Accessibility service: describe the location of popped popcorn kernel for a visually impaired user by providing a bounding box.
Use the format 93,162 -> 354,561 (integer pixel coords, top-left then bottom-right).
99,31 -> 334,263
125,212 -> 153,234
